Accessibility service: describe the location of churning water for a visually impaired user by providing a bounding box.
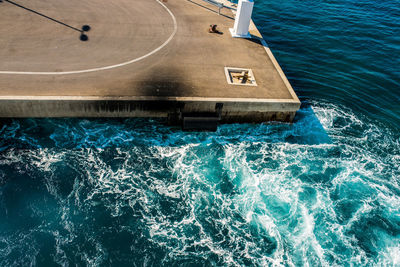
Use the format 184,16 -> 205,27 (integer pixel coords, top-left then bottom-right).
1,0 -> 400,266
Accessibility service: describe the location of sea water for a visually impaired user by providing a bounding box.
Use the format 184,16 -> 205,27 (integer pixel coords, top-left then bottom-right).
1,0 -> 399,266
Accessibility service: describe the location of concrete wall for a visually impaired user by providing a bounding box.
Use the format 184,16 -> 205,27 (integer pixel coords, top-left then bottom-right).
0,99 -> 299,123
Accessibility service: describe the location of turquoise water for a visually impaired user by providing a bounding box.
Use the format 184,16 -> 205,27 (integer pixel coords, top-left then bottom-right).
1,0 -> 400,266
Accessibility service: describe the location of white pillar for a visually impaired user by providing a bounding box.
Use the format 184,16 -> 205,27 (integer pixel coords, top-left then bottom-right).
230,0 -> 254,38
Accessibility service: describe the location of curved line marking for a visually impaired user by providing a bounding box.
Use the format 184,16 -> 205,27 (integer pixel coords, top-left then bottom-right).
0,0 -> 177,75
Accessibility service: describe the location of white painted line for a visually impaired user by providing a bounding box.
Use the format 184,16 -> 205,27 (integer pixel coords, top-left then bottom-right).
0,0 -> 177,75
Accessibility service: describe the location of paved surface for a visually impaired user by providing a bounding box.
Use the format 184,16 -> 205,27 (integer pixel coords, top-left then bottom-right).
0,0 -> 299,102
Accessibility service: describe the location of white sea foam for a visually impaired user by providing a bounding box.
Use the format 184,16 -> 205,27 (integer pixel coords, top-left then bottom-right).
0,102 -> 399,265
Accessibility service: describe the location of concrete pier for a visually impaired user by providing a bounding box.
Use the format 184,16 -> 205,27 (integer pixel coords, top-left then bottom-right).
0,0 -> 300,125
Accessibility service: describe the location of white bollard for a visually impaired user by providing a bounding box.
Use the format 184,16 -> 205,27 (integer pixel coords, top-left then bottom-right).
230,0 -> 254,38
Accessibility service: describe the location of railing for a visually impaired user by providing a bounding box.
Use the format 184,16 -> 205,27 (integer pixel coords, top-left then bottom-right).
198,0 -> 236,15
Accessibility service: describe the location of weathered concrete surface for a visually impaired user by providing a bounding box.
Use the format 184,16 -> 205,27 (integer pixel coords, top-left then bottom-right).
0,0 -> 300,122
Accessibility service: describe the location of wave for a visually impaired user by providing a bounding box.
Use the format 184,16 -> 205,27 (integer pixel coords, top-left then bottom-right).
0,101 -> 399,266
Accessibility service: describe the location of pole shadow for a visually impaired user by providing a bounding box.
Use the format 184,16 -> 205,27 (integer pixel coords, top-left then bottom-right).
3,0 -> 91,41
